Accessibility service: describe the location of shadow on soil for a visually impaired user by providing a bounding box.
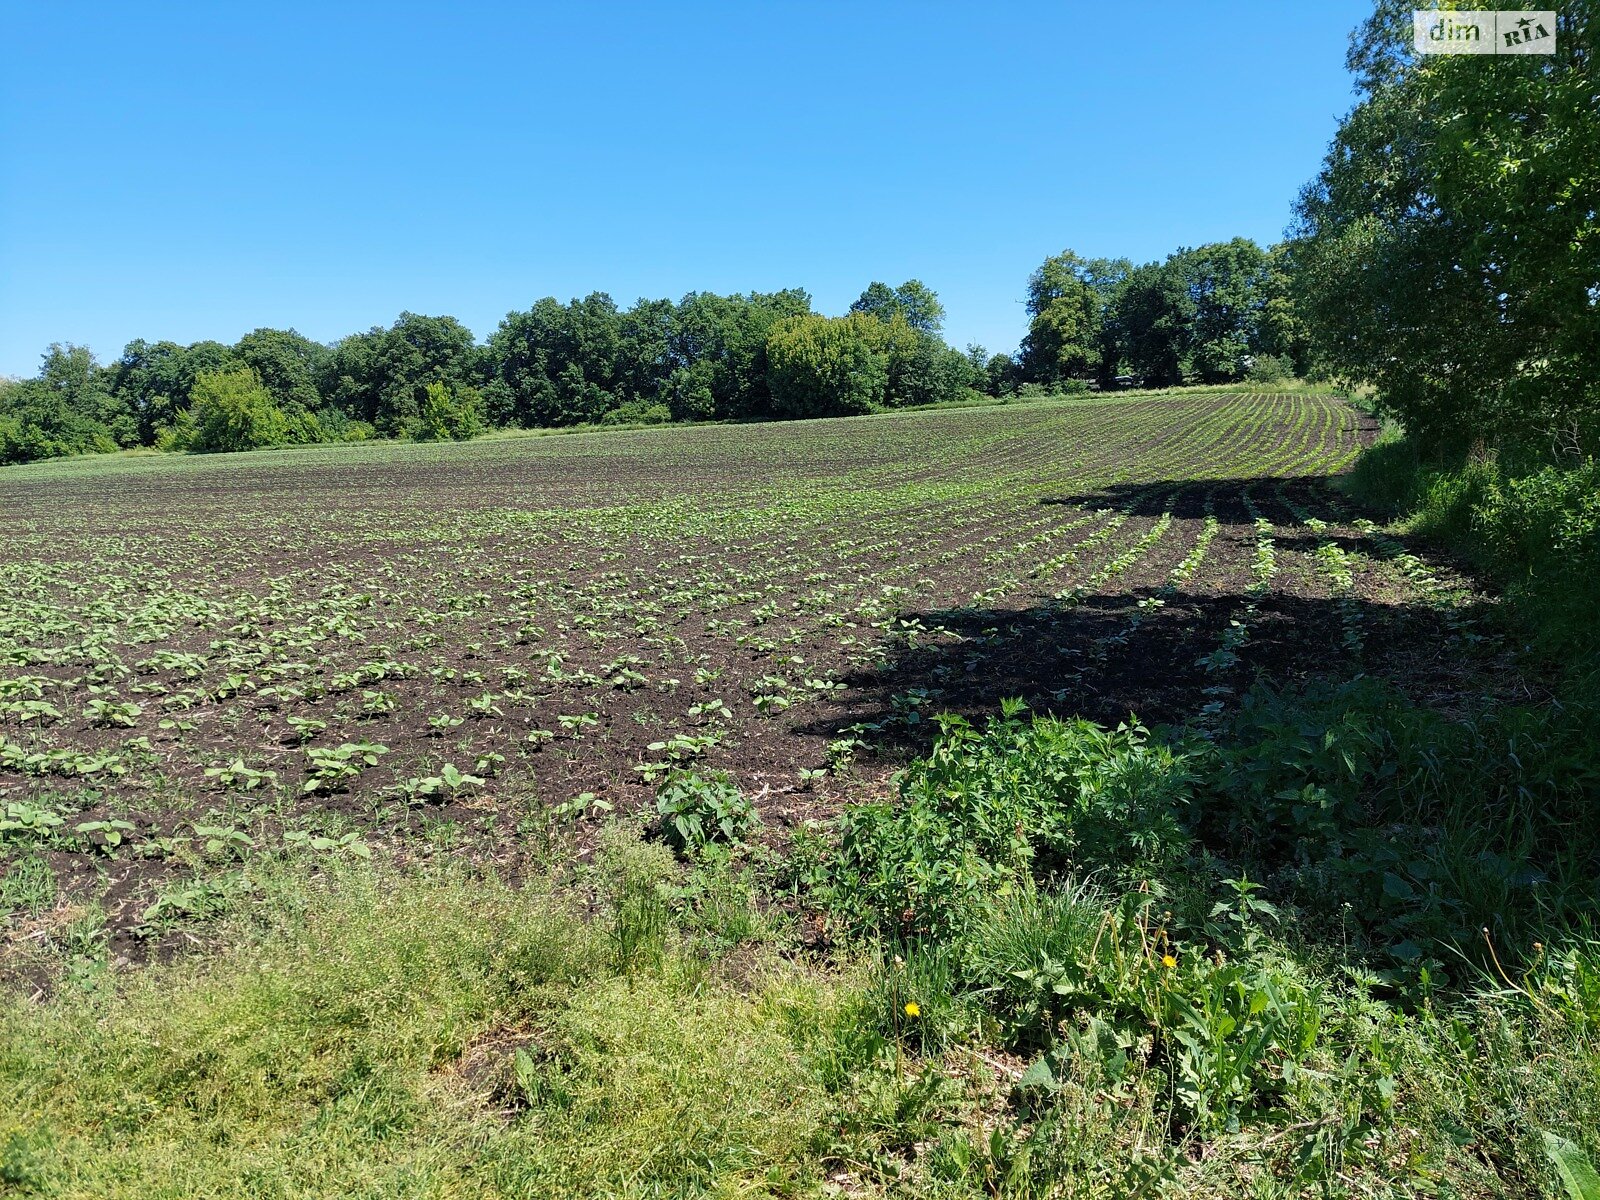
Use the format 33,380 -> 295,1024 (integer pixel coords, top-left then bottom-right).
1038,474 -> 1353,519
799,584 -> 1498,763
793,475 -> 1501,760
1035,475 -> 1480,574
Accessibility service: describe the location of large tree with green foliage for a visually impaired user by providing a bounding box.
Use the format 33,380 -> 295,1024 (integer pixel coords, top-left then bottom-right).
415,380 -> 485,442
850,280 -> 946,334
1292,0 -> 1599,451
40,344 -> 133,445
1257,243 -> 1311,376
0,345 -> 132,464
1107,261 -> 1194,387
1020,252 -> 1131,385
111,339 -> 235,442
1019,251 -> 1100,384
234,328 -> 328,415
1179,239 -> 1270,383
485,294 -> 622,428
617,297 -> 680,409
662,290 -> 812,421
850,280 -> 971,405
322,313 -> 479,434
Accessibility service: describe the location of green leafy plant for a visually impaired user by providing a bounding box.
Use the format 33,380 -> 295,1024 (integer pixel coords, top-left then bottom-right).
0,801 -> 65,846
283,715 -> 326,744
84,697 -> 141,728
654,770 -> 759,852
73,819 -> 136,852
283,830 -> 372,859
552,791 -> 613,822
821,704 -> 1192,942
302,742 -> 389,794
204,759 -> 278,792
396,763 -> 485,801
192,823 -> 256,861
1544,1132 -> 1600,1200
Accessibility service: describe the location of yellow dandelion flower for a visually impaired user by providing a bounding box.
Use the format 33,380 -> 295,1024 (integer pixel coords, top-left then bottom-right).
1161,953 -> 1178,969
904,1001 -> 921,1018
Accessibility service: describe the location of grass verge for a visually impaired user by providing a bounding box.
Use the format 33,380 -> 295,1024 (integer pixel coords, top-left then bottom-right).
8,677 -> 1600,1197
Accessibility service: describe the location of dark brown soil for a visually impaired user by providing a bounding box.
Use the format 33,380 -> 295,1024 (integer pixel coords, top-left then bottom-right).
0,394 -> 1516,964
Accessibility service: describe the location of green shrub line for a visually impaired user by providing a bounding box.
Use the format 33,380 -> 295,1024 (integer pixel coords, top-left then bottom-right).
1341,431 -> 1600,661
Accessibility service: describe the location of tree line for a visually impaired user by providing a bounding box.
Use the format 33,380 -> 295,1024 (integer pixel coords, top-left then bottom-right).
1289,0 -> 1597,664
0,234 -> 1310,464
0,283 -> 985,462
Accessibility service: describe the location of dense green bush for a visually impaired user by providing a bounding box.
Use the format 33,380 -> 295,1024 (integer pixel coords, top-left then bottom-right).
0,349 -> 125,464
813,702 -> 1339,1137
600,398 -> 673,426
1338,425 -> 1420,516
1195,673 -> 1600,965
308,406 -> 376,442
412,380 -> 485,442
654,769 -> 759,852
0,387 -> 118,464
183,366 -> 290,453
1438,458 -> 1600,649
815,664 -> 1600,989
796,668 -> 1600,1168
765,313 -> 889,418
821,704 -> 1193,942
1245,353 -> 1294,384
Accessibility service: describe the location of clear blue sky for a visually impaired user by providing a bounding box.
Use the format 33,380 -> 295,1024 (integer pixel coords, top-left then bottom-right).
0,1 -> 1371,378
